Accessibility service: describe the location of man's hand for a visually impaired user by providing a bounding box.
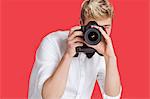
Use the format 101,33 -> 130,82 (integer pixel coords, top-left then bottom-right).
65,26 -> 84,57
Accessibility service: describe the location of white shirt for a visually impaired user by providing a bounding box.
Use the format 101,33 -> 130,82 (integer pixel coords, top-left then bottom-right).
28,31 -> 122,99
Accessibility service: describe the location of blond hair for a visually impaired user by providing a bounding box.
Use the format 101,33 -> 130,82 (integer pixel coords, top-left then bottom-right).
80,0 -> 114,23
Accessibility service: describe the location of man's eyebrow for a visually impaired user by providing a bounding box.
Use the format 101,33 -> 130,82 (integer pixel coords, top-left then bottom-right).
99,24 -> 111,27
103,24 -> 111,26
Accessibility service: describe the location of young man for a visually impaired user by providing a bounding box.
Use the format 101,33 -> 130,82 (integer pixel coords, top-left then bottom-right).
28,0 -> 122,99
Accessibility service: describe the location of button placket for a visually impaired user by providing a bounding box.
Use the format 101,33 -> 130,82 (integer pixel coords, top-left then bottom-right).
76,53 -> 86,99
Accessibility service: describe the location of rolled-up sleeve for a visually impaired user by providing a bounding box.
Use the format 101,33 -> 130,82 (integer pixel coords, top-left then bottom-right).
96,57 -> 122,99
28,37 -> 60,99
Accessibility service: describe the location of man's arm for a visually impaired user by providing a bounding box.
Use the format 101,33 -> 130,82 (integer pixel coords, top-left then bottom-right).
104,55 -> 121,96
42,26 -> 84,99
87,26 -> 122,97
42,52 -> 72,99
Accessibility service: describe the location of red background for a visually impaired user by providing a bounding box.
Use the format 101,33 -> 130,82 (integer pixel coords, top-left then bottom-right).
0,0 -> 149,99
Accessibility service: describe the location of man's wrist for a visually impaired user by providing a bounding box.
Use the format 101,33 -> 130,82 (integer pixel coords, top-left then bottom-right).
104,55 -> 117,65
104,55 -> 117,60
63,52 -> 73,61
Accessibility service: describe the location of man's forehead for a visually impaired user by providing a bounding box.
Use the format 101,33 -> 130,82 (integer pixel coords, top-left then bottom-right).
96,18 -> 112,26
84,18 -> 112,26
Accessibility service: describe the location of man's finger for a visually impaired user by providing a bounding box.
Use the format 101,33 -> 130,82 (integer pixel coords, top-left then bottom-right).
69,26 -> 81,36
91,25 -> 111,42
73,42 -> 84,48
69,37 -> 84,44
68,31 -> 83,41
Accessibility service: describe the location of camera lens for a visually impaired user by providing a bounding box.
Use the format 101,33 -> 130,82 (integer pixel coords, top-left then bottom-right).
84,28 -> 101,45
88,32 -> 98,41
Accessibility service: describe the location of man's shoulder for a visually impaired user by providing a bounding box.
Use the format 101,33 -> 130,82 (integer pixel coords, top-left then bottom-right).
41,30 -> 68,56
45,30 -> 69,41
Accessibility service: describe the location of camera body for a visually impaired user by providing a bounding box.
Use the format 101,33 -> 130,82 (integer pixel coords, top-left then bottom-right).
74,21 -> 105,58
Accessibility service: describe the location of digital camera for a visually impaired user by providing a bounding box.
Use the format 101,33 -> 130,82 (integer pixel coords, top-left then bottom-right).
74,21 -> 105,58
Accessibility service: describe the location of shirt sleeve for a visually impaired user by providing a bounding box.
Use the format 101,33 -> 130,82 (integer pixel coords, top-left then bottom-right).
96,57 -> 122,99
28,37 -> 60,99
